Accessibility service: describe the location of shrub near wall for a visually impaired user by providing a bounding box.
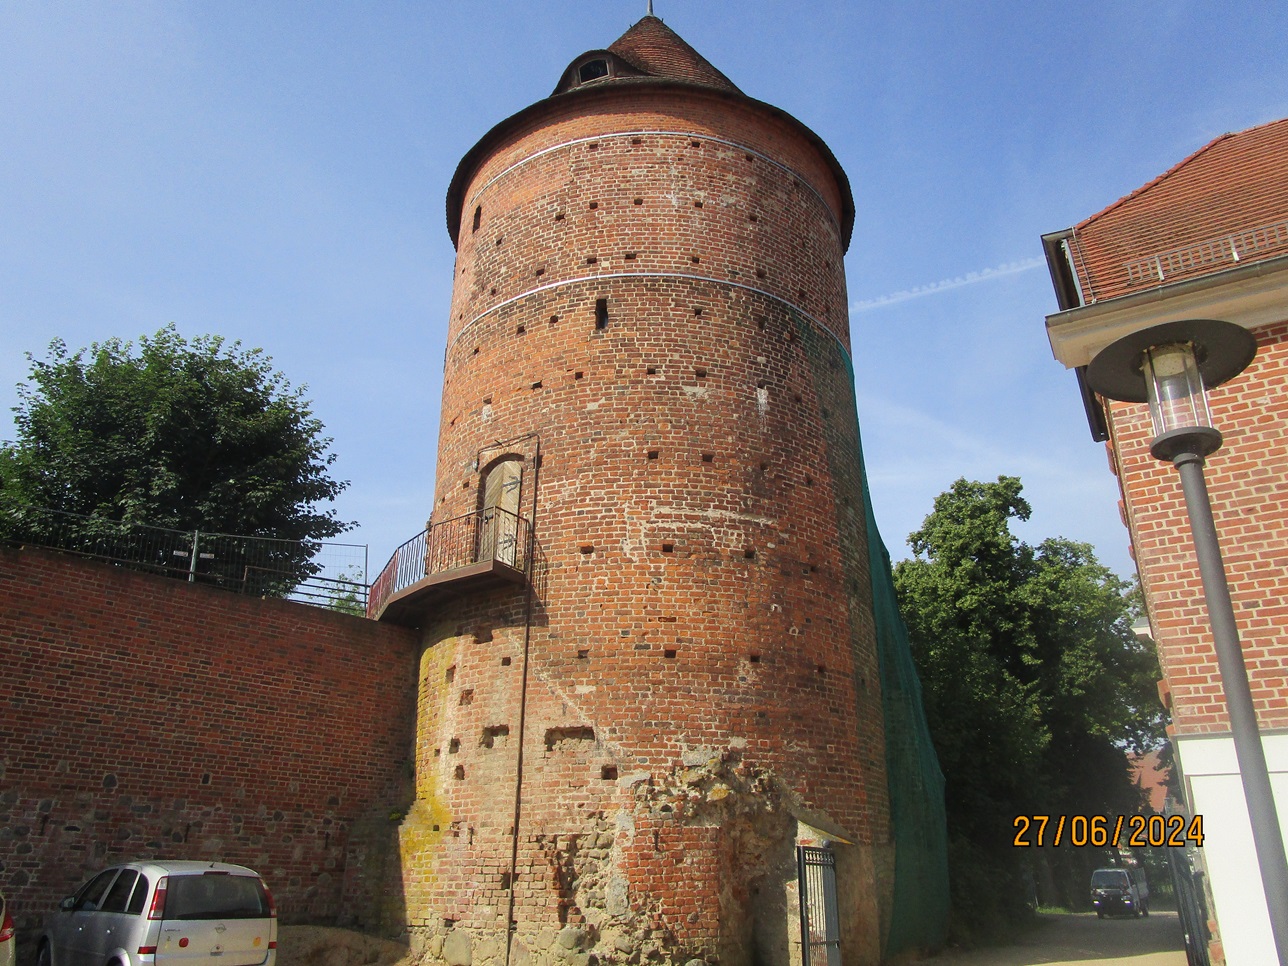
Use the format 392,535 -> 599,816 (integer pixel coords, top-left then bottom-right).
0,547 -> 418,950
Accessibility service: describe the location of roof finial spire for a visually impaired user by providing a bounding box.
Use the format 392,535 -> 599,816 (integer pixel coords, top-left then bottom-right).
647,0 -> 654,15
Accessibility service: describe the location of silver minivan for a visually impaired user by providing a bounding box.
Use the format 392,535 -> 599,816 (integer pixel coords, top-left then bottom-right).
38,861 -> 277,966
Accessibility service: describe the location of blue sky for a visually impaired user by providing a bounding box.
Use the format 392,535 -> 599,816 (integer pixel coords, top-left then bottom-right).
3,1 -> 1287,579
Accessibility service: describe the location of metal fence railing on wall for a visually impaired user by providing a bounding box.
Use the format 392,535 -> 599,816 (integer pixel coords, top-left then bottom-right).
0,502 -> 368,613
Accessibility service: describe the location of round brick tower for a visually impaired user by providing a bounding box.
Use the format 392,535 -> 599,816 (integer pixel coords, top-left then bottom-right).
384,16 -> 893,966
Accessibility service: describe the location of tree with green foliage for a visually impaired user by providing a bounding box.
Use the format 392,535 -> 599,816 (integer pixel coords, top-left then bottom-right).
1,325 -> 350,591
893,476 -> 1166,938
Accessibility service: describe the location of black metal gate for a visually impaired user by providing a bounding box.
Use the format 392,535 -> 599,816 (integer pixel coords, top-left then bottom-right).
798,846 -> 842,966
1170,842 -> 1211,966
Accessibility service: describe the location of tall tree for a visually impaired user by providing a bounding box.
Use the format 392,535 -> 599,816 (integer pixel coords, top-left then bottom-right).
1,326 -> 350,591
893,477 -> 1165,936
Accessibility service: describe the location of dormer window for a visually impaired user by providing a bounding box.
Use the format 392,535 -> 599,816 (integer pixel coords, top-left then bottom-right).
578,59 -> 610,84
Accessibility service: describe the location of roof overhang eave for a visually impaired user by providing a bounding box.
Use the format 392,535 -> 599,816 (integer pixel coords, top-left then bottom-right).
445,80 -> 855,251
1045,251 -> 1288,369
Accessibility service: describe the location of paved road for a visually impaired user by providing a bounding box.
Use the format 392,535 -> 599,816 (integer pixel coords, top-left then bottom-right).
914,911 -> 1189,966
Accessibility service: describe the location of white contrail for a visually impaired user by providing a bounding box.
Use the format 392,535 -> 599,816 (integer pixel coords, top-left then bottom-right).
850,257 -> 1045,312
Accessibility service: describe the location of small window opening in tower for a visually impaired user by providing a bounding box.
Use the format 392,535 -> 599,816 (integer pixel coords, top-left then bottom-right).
595,298 -> 608,330
472,206 -> 481,232
578,59 -> 609,84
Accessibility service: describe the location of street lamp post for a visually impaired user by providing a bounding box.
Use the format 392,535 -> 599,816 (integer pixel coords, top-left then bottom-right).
1087,318 -> 1288,965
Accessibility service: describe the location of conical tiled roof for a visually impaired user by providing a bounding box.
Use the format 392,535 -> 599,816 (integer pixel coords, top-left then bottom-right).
448,15 -> 853,249
606,16 -> 740,93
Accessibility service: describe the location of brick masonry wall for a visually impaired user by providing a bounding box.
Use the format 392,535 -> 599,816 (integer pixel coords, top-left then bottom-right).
1107,318 -> 1288,735
395,83 -> 893,965
0,547 -> 418,949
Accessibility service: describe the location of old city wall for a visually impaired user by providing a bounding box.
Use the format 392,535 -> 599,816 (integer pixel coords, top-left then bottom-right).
1108,318 -> 1288,734
0,547 -> 418,946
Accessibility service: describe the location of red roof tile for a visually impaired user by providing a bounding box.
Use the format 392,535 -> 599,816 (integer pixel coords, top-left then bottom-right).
606,16 -> 741,93
1069,117 -> 1288,302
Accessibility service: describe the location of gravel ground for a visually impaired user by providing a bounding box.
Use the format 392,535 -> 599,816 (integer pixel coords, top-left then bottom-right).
278,911 -> 1189,966
912,911 -> 1189,966
276,925 -> 411,966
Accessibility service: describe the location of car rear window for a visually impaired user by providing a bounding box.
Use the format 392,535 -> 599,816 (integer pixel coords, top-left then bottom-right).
164,874 -> 270,920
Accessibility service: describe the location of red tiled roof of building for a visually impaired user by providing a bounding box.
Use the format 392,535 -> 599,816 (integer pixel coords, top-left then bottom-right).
1129,749 -> 1170,813
1069,116 -> 1288,302
607,15 -> 741,93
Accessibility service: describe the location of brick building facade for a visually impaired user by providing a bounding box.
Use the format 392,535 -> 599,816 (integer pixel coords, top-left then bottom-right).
1043,116 -> 1288,965
369,15 -> 910,966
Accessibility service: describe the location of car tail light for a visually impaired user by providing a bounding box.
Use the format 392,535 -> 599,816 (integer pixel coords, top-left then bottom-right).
268,942 -> 278,950
138,947 -> 157,956
264,883 -> 277,919
148,876 -> 169,920
0,908 -> 15,942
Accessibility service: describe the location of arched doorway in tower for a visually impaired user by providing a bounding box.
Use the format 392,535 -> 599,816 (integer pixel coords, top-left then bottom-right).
479,456 -> 523,567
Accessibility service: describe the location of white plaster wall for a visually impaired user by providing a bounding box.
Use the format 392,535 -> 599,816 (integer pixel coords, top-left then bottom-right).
1176,733 -> 1288,966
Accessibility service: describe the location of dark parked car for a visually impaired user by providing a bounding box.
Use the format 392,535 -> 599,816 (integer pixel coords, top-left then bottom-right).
1091,866 -> 1149,918
37,861 -> 276,966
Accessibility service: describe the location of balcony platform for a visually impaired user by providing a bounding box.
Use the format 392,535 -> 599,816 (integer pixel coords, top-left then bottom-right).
373,556 -> 526,626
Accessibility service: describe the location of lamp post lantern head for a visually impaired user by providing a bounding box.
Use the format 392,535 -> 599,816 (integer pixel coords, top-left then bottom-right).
1085,318 -> 1257,462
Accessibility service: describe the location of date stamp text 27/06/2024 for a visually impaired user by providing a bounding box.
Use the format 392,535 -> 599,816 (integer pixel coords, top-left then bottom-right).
1012,814 -> 1204,848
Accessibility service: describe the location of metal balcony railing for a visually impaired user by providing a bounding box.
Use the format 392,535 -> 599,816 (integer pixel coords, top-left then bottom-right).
367,507 -> 530,620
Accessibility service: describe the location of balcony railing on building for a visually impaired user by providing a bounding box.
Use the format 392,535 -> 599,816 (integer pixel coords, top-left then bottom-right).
368,506 -> 531,624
